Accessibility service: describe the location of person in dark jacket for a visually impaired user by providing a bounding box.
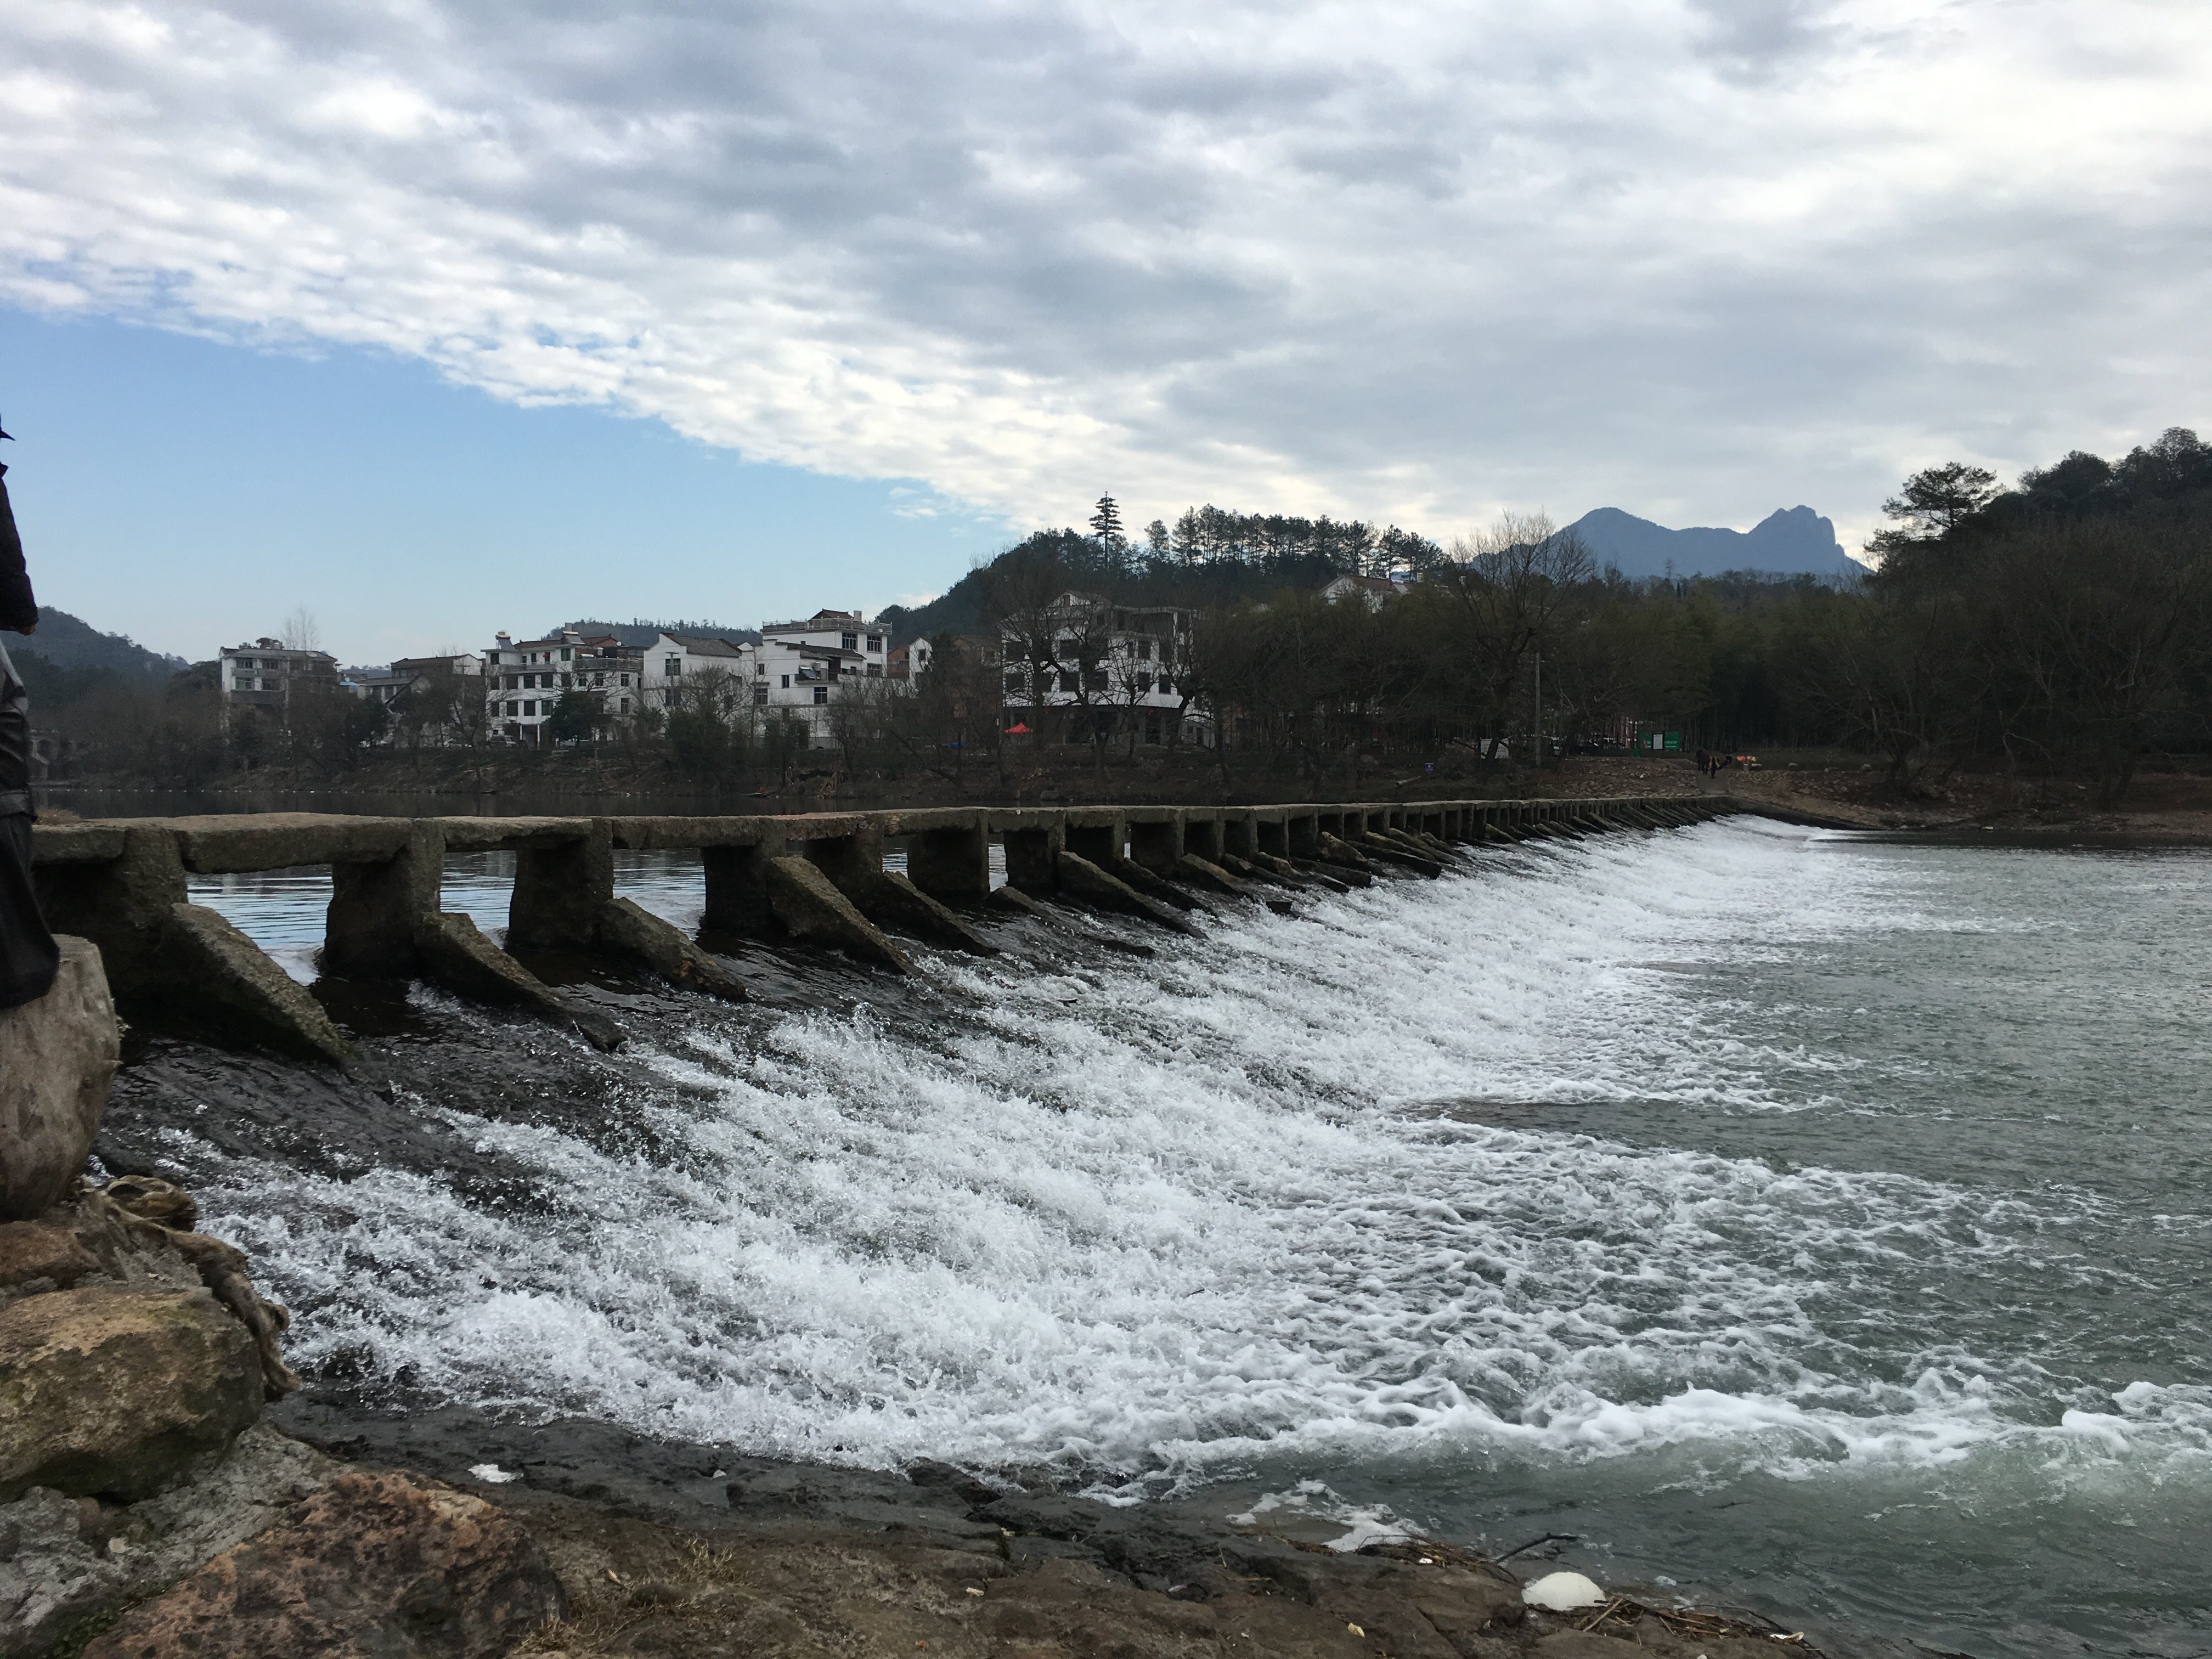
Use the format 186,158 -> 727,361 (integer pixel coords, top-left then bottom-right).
0,417 -> 60,1008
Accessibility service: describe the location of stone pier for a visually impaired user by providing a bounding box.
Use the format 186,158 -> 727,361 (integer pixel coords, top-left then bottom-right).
27,793 -> 1746,1055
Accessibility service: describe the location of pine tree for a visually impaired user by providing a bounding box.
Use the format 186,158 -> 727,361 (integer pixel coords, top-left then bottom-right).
1089,493 -> 1126,550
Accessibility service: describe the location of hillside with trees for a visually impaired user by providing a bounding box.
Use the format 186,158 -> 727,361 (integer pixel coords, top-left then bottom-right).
30,435 -> 2212,810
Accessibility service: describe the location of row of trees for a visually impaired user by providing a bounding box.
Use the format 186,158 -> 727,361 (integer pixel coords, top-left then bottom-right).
900,431 -> 2212,801
26,431 -> 2212,803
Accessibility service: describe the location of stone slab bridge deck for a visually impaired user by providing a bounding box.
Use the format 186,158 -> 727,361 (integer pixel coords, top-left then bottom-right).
31,795 -> 1739,1066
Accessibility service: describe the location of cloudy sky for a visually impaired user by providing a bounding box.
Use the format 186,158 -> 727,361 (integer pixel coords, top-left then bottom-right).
3,0 -> 2209,661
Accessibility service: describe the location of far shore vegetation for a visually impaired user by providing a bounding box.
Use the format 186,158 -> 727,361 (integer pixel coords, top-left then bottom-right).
23,429 -> 2212,810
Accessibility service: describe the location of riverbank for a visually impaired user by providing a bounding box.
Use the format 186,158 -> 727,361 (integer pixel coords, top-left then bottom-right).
1671,757 -> 2212,842
14,1369 -> 1866,1658
269,1398 -> 1867,1659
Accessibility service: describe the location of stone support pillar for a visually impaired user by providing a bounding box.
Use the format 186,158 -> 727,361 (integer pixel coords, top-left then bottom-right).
701,838 -> 786,942
907,822 -> 990,904
1064,822 -> 1122,869
508,821 -> 613,952
30,827 -> 185,998
1001,825 -> 1064,894
325,821 -> 445,978
1127,819 -> 1181,875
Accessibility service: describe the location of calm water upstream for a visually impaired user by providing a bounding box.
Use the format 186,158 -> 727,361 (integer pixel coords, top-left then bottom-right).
143,817 -> 2211,1657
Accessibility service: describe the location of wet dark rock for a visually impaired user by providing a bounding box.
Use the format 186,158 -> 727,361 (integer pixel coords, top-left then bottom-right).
78,1469 -> 564,1659
1054,851 -> 1199,935
595,896 -> 749,1001
902,1458 -> 1007,1508
413,910 -> 624,1051
987,882 -> 1049,917
0,1220 -> 101,1295
764,854 -> 911,972
0,1423 -> 339,1659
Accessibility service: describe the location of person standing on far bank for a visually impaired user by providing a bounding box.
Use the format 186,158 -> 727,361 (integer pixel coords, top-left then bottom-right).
0,417 -> 60,1009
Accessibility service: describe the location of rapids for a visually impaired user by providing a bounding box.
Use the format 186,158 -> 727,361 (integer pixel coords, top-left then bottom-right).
105,816 -> 2212,1657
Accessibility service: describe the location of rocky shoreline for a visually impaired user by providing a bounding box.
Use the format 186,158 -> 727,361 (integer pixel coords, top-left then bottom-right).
10,1360 -> 1880,1659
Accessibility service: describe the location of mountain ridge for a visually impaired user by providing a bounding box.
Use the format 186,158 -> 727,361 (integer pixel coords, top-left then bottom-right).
7,608 -> 189,676
1564,505 -> 1861,580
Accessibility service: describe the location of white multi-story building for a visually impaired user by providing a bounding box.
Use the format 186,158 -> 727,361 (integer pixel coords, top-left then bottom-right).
755,610 -> 888,742
219,639 -> 341,729
484,627 -> 645,744
1001,593 -> 1208,746
641,632 -> 754,713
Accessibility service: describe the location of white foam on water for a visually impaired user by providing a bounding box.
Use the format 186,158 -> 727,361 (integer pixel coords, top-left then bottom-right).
182,819 -> 2211,1502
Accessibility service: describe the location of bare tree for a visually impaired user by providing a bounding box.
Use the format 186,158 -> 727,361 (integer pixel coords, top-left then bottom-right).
1422,512 -> 1594,761
975,545 -> 1124,777
279,608 -> 323,652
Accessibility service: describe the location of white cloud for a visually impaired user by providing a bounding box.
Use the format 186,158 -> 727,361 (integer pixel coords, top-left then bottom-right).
3,0 -> 2209,546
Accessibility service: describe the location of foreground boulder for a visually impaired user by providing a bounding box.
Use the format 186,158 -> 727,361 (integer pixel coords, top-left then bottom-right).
80,1470 -> 566,1659
0,1423 -> 337,1659
0,938 -> 121,1221
0,1284 -> 261,1503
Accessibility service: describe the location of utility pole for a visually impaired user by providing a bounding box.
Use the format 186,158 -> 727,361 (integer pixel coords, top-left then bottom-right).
1532,650 -> 1542,787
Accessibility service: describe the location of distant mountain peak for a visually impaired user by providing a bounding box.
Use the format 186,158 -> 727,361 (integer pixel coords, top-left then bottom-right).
1563,505 -> 1855,580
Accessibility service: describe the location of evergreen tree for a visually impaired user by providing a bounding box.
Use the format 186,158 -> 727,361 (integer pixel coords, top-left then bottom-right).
1090,493 -> 1127,550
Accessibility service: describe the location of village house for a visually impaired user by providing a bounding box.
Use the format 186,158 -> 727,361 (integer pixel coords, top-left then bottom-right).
1321,572 -> 1414,608
887,637 -> 933,681
642,632 -> 754,713
1001,592 -> 1210,747
755,610 -> 888,742
345,652 -> 484,709
484,627 -> 645,744
218,639 -> 341,729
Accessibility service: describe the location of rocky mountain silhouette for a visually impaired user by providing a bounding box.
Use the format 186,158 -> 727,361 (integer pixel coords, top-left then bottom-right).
1563,505 -> 1862,580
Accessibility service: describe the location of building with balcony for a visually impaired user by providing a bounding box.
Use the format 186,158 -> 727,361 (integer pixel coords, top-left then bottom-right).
218,639 -> 341,728
484,627 -> 644,743
756,610 -> 888,742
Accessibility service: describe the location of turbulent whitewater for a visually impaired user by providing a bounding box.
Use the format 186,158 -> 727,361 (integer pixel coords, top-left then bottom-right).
129,816 -> 2212,1657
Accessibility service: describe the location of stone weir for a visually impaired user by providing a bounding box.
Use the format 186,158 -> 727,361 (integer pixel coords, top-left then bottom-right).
30,795 -> 1734,1065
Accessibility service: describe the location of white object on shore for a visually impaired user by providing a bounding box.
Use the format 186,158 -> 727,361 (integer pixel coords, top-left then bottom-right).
1522,1571 -> 1606,1611
469,1463 -> 521,1484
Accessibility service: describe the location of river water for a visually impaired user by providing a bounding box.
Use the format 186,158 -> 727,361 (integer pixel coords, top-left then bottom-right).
128,817 -> 2211,1657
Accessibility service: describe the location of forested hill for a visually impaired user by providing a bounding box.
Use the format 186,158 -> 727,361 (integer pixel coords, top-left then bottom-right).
1562,506 -> 1860,580
874,499 -> 1866,645
877,510 -> 1441,645
10,608 -> 187,676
